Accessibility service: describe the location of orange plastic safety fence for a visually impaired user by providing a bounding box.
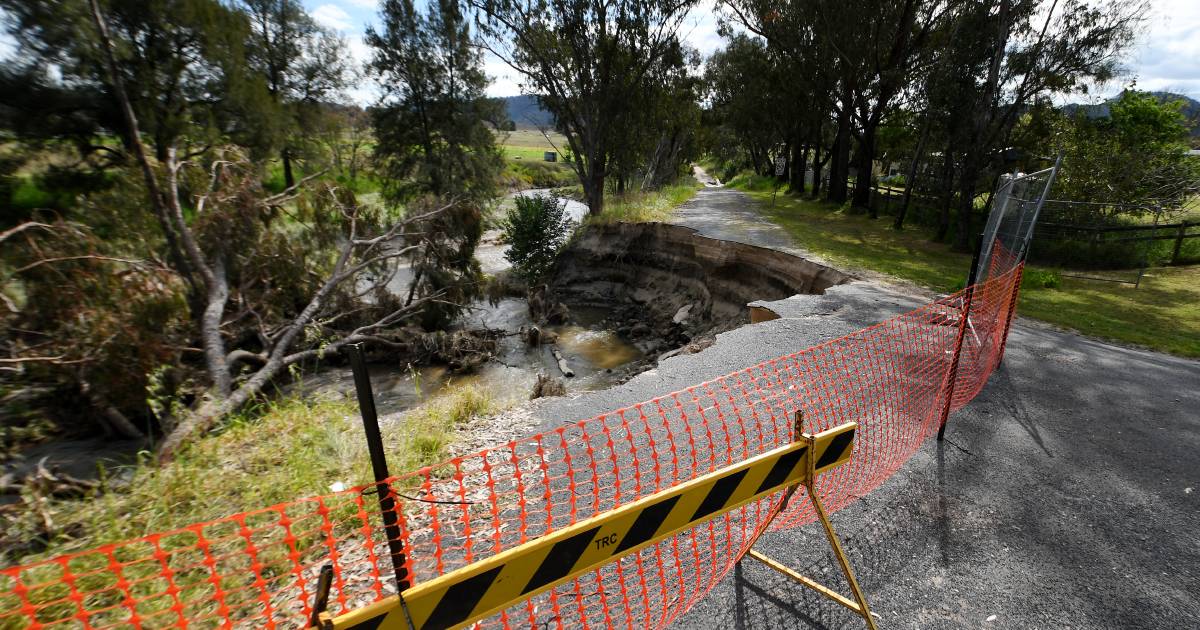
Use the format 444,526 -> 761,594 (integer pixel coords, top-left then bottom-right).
2,264 -> 1026,630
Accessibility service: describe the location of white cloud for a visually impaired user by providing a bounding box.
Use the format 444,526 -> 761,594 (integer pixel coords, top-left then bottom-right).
484,54 -> 522,97
345,35 -> 381,104
344,0 -> 378,7
681,0 -> 730,57
1125,0 -> 1200,98
311,4 -> 354,32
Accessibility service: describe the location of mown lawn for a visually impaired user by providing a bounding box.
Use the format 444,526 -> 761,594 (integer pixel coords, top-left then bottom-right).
730,181 -> 1200,358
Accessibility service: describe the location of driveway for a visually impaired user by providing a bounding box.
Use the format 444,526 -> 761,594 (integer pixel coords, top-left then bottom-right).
529,181 -> 1200,628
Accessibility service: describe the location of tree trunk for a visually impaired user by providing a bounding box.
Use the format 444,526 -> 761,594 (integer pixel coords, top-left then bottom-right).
584,168 -> 605,216
935,145 -> 956,242
853,127 -> 876,215
789,138 -> 806,193
282,148 -> 296,189
955,165 -> 977,251
202,257 -> 232,397
895,119 -> 931,230
827,99 -> 852,204
87,0 -> 198,304
811,141 -> 824,199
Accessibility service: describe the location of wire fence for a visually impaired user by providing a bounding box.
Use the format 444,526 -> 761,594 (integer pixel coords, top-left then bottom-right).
1030,201 -> 1200,286
0,169 -> 1054,630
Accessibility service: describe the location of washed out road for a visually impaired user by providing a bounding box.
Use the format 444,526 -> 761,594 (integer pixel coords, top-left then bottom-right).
529,180 -> 1200,628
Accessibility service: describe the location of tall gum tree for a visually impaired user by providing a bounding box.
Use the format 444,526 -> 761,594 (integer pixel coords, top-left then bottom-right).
241,0 -> 351,188
470,0 -> 699,216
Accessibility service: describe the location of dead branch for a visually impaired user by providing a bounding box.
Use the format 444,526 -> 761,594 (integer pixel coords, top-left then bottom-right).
9,255 -> 156,275
0,222 -> 53,244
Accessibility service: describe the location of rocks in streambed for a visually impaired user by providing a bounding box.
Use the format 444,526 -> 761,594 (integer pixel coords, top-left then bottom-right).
530,373 -> 567,399
527,285 -> 570,325
672,303 -> 694,324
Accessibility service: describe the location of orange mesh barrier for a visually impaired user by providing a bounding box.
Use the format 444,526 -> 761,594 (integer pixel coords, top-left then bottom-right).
1,264 -> 1026,629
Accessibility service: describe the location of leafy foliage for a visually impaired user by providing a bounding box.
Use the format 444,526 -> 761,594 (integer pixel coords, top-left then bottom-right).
401,197 -> 485,330
501,194 -> 575,282
473,0 -> 699,214
1017,90 -> 1200,214
367,0 -> 505,201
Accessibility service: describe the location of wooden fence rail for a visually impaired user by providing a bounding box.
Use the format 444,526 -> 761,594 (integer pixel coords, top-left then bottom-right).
868,184 -> 1199,265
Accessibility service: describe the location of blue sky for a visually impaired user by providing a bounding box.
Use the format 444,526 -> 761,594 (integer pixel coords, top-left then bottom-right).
304,0 -> 1200,105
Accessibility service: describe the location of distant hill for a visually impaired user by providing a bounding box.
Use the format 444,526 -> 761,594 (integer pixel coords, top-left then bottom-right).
501,95 -> 555,129
1062,91 -> 1200,136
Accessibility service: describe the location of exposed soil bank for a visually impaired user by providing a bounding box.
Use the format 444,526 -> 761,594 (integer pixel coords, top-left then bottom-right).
549,222 -> 853,355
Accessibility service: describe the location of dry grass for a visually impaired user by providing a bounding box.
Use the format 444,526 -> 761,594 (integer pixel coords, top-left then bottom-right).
2,384 -> 505,568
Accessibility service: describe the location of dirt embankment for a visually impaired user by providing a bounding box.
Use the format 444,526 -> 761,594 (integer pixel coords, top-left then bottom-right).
549,222 -> 853,356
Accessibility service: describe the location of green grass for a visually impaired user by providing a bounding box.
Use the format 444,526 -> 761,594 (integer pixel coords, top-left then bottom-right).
729,180 -> 1200,357
498,128 -> 569,162
587,180 -> 702,225
2,384 -> 503,569
504,159 -> 576,188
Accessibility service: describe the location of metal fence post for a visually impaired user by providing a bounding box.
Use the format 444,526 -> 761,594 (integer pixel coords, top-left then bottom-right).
995,265 -> 1025,367
343,343 -> 412,595
937,283 -> 975,442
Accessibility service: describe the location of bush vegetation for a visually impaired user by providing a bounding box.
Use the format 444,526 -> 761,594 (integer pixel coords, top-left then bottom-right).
587,180 -> 701,224
501,193 -> 575,281
504,160 -> 577,188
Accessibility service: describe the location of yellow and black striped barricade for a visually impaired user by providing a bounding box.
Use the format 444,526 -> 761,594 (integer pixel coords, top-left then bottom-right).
311,417 -> 876,630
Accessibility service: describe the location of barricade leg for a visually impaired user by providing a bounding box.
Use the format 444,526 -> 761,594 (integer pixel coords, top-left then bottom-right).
742,413 -> 879,630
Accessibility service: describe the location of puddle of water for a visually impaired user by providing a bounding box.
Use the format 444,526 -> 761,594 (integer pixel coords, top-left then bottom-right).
556,327 -> 640,369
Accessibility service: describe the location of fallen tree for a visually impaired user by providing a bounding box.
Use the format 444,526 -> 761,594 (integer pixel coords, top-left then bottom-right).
1,0 -> 477,462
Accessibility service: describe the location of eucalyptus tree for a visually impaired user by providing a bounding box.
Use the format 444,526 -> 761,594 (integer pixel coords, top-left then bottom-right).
607,43 -> 703,192
724,0 -> 956,208
934,0 -> 1148,249
367,0 -> 504,328
471,0 -> 699,215
0,0 -> 271,296
704,35 -> 790,176
241,0 -> 351,187
367,0 -> 504,200
0,0 -> 268,163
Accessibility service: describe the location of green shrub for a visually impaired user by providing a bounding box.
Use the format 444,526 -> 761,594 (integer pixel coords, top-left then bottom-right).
726,172 -> 780,192
506,160 -> 576,188
501,193 -> 574,281
1022,269 -> 1061,289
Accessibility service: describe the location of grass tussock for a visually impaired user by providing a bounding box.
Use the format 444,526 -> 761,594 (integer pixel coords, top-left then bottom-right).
589,181 -> 701,225
2,383 -> 505,568
504,159 -> 576,188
